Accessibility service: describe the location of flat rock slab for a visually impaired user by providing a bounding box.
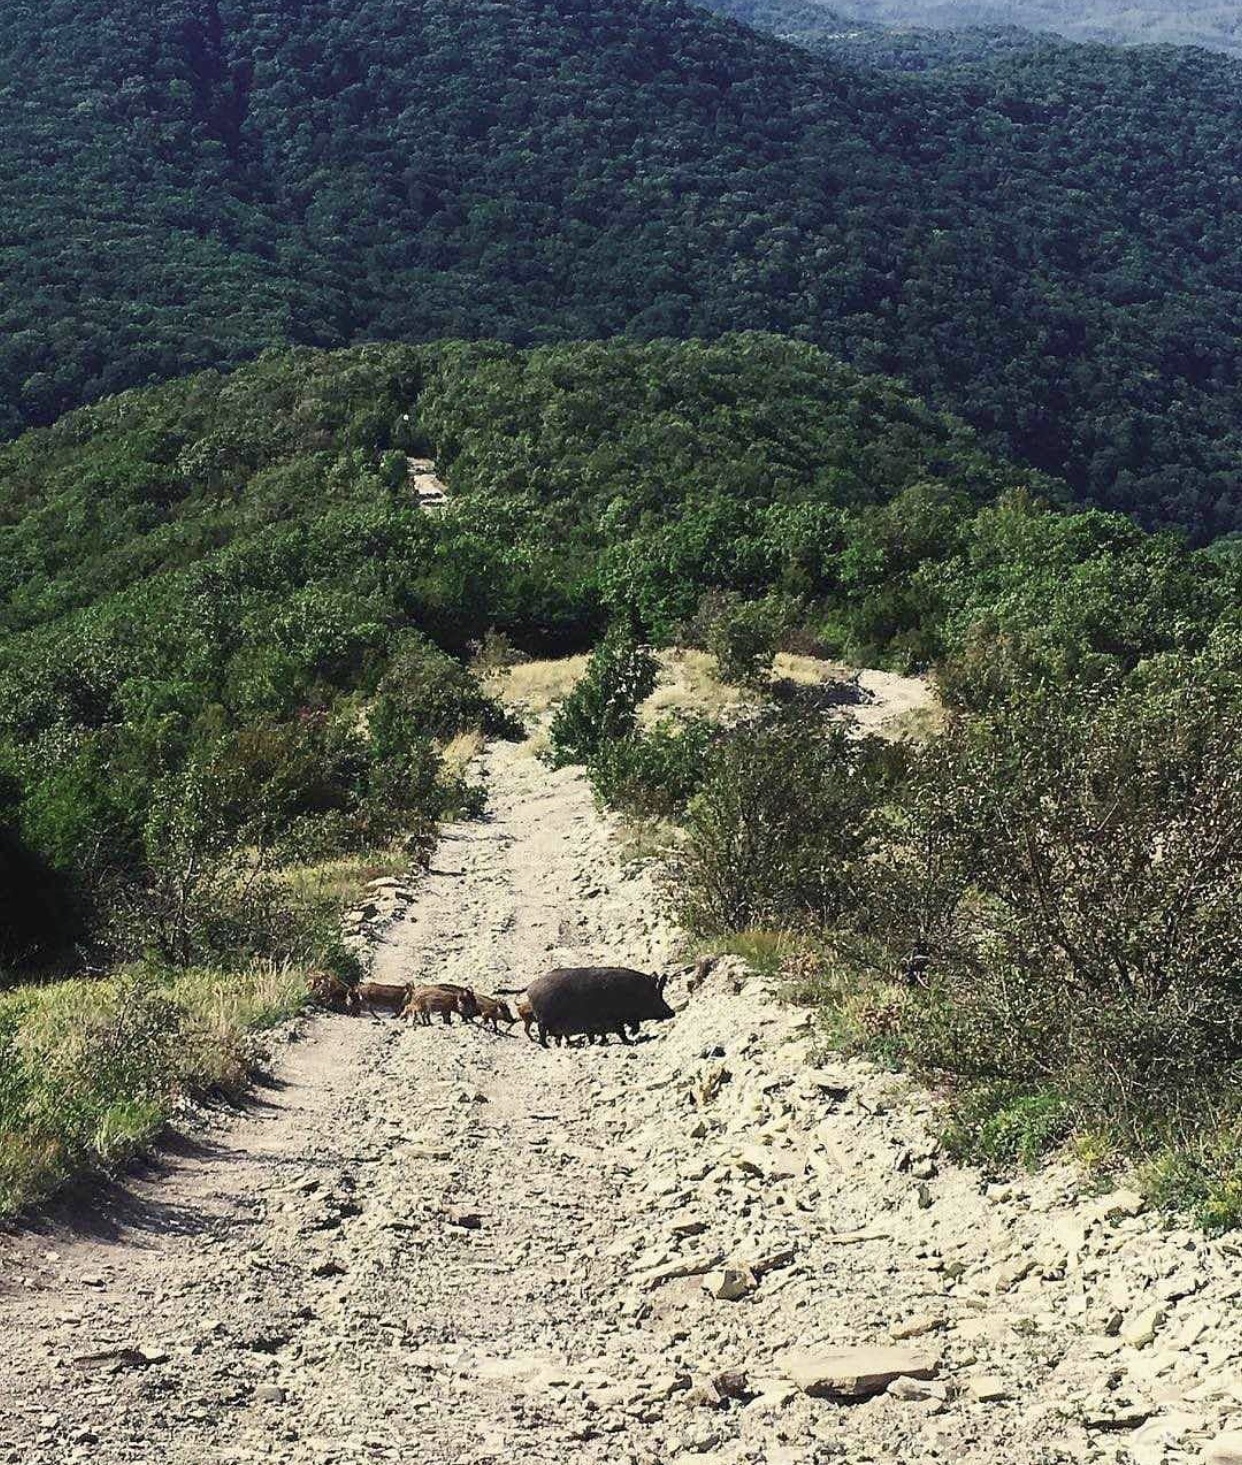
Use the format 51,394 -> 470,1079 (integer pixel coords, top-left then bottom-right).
781,1347 -> 940,1399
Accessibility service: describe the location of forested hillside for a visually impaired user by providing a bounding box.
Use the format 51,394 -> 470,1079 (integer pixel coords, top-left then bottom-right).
5,0 -> 1242,535
695,0 -> 1046,68
1,336 -> 1234,977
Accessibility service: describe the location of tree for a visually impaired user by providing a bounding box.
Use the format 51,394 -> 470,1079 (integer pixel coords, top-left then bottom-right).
547,627 -> 658,768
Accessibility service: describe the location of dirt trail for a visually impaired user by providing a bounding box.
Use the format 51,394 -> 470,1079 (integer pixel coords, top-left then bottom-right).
3,740 -> 1242,1465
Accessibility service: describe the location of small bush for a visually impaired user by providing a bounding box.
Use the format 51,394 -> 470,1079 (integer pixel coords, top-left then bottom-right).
706,597 -> 781,688
941,1085 -> 1074,1171
1143,1145 -> 1242,1235
673,714 -> 884,936
586,716 -> 715,819
374,631 -> 521,741
547,627 -> 658,767
879,675 -> 1242,1135
470,628 -> 529,681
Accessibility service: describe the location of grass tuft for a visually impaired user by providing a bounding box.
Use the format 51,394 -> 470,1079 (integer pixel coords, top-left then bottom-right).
0,961 -> 309,1218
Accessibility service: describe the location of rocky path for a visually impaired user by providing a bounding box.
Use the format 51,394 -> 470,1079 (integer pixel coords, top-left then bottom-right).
3,739 -> 1242,1465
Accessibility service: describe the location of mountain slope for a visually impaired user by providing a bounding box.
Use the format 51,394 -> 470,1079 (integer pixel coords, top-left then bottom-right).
1,333 -> 1233,976
0,334 -> 1036,962
5,0 -> 1242,534
811,0 -> 1242,55
694,0 -> 1048,67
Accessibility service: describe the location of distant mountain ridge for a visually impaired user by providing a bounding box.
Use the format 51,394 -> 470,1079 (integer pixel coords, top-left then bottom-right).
704,0 -> 1242,56
5,0 -> 1242,537
696,0 -> 1050,68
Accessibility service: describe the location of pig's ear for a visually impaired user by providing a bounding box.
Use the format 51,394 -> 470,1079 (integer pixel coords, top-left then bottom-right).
657,974 -> 668,996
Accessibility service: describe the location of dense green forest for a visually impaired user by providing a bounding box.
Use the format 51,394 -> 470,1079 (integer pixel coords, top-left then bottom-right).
2,335 -> 1235,979
6,0 -> 1242,536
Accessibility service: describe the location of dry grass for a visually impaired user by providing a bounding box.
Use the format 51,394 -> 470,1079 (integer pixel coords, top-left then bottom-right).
279,847 -> 408,908
641,649 -> 754,724
493,654 -> 590,713
612,816 -> 684,865
850,668 -> 938,740
0,961 -> 309,1216
442,728 -> 485,776
492,648 -> 937,745
872,700 -> 946,743
772,651 -> 840,684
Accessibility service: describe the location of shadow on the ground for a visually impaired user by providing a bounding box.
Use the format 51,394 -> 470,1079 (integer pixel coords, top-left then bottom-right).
3,1073 -> 298,1246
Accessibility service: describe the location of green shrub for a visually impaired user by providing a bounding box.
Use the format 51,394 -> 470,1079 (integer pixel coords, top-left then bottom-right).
373,632 -> 520,742
587,716 -> 715,819
674,714 -> 883,935
866,663 -> 1242,1146
706,596 -> 781,688
1143,1146 -> 1242,1235
547,627 -> 658,768
941,1085 -> 1074,1171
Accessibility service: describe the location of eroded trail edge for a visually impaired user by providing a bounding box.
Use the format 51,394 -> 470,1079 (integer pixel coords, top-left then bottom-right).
3,741 -> 1242,1465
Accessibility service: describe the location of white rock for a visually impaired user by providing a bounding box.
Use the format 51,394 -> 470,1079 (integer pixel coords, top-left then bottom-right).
781,1347 -> 939,1399
887,1375 -> 942,1402
1205,1432 -> 1242,1465
1128,1410 -> 1202,1465
891,1314 -> 946,1341
989,1257 -> 1034,1293
702,1266 -> 757,1302
963,1375 -> 1009,1402
1122,1306 -> 1167,1349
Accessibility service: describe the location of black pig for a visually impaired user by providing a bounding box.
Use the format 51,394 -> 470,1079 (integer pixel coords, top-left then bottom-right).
526,967 -> 675,1048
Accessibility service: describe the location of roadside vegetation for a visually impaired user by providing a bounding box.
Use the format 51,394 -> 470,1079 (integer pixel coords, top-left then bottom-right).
0,962 -> 308,1215
554,615 -> 1242,1230
3,335 -> 1241,1219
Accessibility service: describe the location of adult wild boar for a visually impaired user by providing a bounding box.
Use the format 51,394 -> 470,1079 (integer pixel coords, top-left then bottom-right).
525,967 -> 675,1048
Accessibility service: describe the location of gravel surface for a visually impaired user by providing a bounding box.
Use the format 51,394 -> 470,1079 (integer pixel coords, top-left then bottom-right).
3,738 -> 1242,1465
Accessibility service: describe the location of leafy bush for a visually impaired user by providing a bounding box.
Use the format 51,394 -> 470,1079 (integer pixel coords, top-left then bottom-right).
872,666 -> 1242,1139
930,493 -> 1222,712
707,597 -> 781,689
587,717 -> 716,819
373,632 -> 521,743
0,769 -> 79,971
675,714 -> 884,936
547,628 -> 658,768
1143,1144 -> 1242,1235
940,1085 -> 1074,1171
